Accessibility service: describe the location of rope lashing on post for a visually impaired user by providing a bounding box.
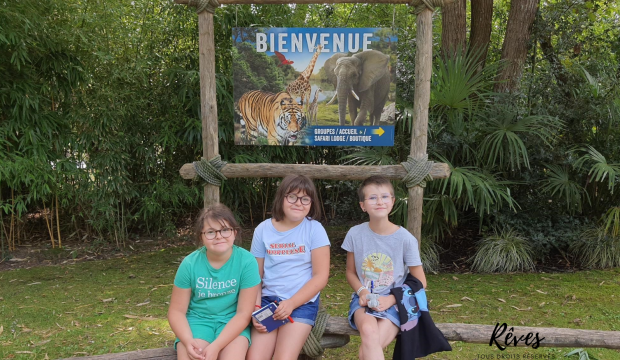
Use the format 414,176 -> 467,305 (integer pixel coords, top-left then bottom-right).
193,156 -> 227,186
187,0 -> 220,14
409,0 -> 449,14
401,155 -> 434,188
301,310 -> 329,358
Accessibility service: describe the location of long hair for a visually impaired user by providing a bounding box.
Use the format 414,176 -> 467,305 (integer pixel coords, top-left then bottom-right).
271,175 -> 322,222
193,203 -> 241,246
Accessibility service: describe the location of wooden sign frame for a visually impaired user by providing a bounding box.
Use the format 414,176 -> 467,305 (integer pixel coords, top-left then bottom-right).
175,0 -> 452,244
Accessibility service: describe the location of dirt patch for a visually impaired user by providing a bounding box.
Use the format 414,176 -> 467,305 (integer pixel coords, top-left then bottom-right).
0,227 -> 256,272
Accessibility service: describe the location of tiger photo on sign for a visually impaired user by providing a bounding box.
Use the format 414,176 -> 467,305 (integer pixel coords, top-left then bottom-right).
236,90 -> 306,145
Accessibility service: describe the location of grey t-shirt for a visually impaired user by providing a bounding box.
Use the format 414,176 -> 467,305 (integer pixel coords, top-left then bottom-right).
341,222 -> 422,296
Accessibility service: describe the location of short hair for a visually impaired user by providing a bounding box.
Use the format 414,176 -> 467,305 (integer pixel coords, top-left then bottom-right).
194,203 -> 241,246
357,175 -> 394,202
272,175 -> 322,222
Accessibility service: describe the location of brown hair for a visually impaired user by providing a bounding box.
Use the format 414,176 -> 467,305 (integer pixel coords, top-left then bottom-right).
357,175 -> 394,202
271,175 -> 322,222
193,203 -> 241,246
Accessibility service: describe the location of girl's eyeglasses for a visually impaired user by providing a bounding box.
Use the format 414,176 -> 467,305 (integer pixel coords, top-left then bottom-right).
286,193 -> 312,206
202,228 -> 233,240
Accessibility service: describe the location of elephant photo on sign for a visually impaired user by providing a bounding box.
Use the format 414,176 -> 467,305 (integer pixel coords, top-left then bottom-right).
324,50 -> 392,126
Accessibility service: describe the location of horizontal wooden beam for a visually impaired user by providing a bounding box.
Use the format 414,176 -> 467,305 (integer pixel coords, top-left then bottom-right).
57,319 -> 620,359
325,317 -> 620,349
175,0 -> 411,5
57,334 -> 349,360
180,162 -> 451,181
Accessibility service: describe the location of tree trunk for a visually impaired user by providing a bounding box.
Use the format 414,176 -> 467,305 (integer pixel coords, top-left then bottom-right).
469,0 -> 493,67
441,0 -> 467,56
494,0 -> 539,93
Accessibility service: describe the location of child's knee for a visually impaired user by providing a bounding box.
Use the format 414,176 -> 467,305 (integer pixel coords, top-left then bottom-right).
357,321 -> 380,340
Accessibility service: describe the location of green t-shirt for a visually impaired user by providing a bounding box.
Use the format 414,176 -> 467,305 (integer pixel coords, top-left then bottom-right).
174,245 -> 261,322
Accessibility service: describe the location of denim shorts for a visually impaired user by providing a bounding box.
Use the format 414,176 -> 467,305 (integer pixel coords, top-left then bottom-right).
261,295 -> 320,326
347,293 -> 400,330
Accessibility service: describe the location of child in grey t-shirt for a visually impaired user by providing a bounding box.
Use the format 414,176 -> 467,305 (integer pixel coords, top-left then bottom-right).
341,175 -> 426,360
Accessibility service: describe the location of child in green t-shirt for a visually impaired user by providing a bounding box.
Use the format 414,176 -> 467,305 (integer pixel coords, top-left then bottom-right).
168,203 -> 261,360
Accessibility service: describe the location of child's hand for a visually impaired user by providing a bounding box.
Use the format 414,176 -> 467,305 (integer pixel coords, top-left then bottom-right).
201,343 -> 221,360
184,339 -> 204,360
371,295 -> 396,312
273,299 -> 294,321
252,317 -> 268,333
358,289 -> 370,307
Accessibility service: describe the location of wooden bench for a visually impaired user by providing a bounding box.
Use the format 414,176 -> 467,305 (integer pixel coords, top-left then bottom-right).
59,317 -> 620,360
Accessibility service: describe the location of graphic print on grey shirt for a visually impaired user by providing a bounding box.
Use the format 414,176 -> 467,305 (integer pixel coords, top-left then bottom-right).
341,222 -> 422,296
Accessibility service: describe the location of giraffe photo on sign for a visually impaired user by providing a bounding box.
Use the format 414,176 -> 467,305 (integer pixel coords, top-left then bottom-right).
233,28 -> 397,147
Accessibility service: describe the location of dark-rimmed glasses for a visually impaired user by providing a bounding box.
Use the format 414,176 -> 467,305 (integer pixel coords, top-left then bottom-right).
364,194 -> 394,205
202,228 -> 233,240
286,193 -> 312,206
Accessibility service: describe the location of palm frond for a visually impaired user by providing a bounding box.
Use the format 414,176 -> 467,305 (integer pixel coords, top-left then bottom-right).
431,47 -> 500,111
430,155 -> 517,223
539,164 -> 588,214
430,47 -> 502,138
573,145 -> 620,193
579,66 -> 601,98
479,110 -> 564,171
339,147 -> 397,166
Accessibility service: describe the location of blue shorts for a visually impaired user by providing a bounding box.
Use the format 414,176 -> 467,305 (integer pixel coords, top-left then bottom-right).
261,295 -> 320,326
347,293 -> 400,330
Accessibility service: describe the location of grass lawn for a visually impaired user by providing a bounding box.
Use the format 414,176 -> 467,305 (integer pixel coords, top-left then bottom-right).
1,239 -> 619,360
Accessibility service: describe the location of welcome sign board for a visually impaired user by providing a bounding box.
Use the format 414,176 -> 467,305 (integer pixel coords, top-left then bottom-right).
233,28 -> 397,146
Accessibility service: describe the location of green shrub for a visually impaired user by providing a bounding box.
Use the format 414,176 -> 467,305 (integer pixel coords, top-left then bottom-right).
570,227 -> 620,269
602,206 -> 620,238
471,228 -> 535,273
420,237 -> 441,273
489,209 -> 590,259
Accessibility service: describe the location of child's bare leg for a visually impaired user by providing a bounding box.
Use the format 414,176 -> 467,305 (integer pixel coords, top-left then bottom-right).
246,327 -> 278,360
377,318 -> 400,348
272,322 -> 312,360
176,338 -> 209,360
218,335 -> 249,360
353,308 -> 384,360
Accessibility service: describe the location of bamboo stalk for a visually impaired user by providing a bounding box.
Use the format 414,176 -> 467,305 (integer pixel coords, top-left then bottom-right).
56,194 -> 62,248
43,201 -> 56,248
0,191 -> 5,259
122,202 -> 127,248
10,188 -> 14,251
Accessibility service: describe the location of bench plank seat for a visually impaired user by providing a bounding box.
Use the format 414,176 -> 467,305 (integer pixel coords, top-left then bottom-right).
58,318 -> 620,359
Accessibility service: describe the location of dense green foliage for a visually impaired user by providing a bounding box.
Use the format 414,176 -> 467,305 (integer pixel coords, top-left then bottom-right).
1,0 -> 619,270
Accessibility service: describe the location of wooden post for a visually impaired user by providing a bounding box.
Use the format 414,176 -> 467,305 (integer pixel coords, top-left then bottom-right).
198,9 -> 220,208
407,7 -> 434,245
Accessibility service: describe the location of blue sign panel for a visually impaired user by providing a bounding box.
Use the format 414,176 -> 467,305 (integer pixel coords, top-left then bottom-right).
233,27 -> 397,147
303,126 -> 394,146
